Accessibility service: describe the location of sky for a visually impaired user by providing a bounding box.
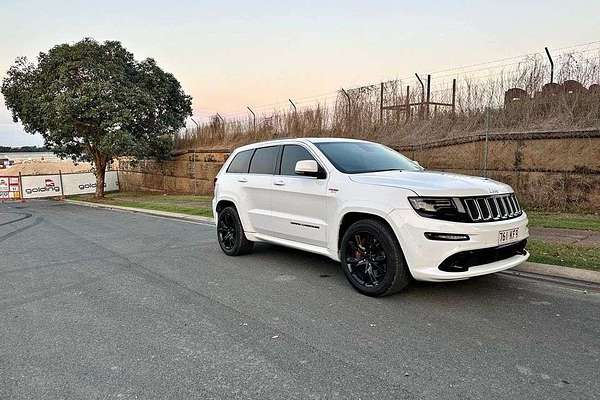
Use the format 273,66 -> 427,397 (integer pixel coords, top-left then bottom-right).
1,0 -> 599,146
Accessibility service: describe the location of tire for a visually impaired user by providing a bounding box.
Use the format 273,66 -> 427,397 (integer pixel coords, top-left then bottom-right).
217,206 -> 254,256
340,219 -> 410,296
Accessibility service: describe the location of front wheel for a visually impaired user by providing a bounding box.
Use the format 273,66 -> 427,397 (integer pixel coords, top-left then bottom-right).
340,219 -> 410,296
217,206 -> 254,256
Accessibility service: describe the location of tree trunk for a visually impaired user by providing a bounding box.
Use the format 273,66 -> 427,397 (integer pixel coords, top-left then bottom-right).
94,158 -> 107,199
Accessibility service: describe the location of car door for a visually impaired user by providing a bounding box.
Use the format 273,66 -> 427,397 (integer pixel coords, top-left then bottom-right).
243,145 -> 279,234
269,144 -> 329,247
219,148 -> 254,229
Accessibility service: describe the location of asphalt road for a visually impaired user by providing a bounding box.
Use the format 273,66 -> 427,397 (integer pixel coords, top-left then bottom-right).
1,201 -> 598,400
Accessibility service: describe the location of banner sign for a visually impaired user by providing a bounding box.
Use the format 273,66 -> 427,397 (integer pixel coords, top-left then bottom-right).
20,171 -> 119,199
61,171 -> 119,195
9,177 -> 19,192
21,174 -> 62,198
1,176 -> 20,200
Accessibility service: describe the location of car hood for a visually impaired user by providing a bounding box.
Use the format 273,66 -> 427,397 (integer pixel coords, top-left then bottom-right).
348,170 -> 513,197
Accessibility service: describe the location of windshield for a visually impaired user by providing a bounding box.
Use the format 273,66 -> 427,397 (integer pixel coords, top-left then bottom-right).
314,141 -> 423,174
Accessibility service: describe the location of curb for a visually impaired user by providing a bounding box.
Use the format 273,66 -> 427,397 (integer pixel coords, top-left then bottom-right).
64,199 -> 599,286
510,262 -> 600,286
63,199 -> 214,224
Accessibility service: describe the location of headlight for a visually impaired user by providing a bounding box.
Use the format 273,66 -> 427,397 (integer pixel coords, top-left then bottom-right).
408,197 -> 470,222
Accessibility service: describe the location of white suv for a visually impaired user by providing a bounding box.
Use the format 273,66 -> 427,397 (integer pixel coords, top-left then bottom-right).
212,138 -> 529,296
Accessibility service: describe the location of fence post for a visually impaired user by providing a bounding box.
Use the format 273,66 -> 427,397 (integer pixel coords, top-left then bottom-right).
341,88 -> 351,121
451,79 -> 457,116
482,107 -> 490,177
405,85 -> 410,122
18,172 -> 24,202
116,168 -> 121,192
58,169 -> 65,200
426,74 -> 431,119
193,151 -> 197,195
415,73 -> 425,119
379,82 -> 384,125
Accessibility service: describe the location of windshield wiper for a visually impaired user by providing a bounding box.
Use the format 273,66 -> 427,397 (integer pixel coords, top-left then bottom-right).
365,168 -> 404,173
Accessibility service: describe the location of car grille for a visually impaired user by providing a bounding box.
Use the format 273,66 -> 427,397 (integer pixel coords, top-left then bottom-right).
460,193 -> 522,222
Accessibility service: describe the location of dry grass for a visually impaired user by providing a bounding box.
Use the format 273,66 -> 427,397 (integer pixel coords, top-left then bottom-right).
177,50 -> 600,150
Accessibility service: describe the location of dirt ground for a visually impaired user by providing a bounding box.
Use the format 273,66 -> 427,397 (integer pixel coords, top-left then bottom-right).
0,160 -> 92,176
529,227 -> 600,247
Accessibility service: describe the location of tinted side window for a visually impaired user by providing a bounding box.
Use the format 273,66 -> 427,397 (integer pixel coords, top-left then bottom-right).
249,146 -> 279,174
280,145 -> 316,176
226,150 -> 253,173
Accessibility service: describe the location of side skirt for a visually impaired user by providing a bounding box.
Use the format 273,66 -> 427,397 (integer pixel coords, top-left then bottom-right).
246,232 -> 338,261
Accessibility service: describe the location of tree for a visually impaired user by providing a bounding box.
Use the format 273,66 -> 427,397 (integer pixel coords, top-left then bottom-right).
1,38 -> 192,198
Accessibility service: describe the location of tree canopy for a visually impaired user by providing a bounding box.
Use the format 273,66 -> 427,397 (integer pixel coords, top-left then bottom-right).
1,38 -> 192,196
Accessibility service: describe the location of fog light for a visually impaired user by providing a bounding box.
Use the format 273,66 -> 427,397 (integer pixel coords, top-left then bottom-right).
424,232 -> 470,241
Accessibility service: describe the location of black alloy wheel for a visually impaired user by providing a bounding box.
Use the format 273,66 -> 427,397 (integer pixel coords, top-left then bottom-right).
217,206 -> 254,256
217,211 -> 236,251
340,219 -> 411,296
345,231 -> 388,288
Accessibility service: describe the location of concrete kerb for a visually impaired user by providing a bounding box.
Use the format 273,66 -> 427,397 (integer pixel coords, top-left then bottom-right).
64,199 -> 214,224
510,262 -> 600,286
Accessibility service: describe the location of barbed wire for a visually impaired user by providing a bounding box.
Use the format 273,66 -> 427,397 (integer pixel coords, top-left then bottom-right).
194,40 -> 600,123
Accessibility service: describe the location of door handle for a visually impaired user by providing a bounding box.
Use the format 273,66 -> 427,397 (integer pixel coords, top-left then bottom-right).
273,179 -> 286,186
237,177 -> 248,183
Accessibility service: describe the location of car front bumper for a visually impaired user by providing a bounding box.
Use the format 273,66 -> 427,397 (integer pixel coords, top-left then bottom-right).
388,209 -> 530,282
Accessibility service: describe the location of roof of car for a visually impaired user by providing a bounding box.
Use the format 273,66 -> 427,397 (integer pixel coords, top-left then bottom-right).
304,137 -> 368,143
234,137 -> 370,151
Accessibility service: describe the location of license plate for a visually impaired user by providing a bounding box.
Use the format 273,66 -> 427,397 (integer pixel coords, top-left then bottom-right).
498,228 -> 519,245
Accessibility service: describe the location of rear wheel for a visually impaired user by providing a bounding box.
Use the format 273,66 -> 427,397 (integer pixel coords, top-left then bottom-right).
340,219 -> 410,296
217,206 -> 254,256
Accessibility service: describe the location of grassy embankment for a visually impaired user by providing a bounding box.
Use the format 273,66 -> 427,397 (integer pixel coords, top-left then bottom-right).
71,192 -> 599,271
70,192 -> 213,218
526,212 -> 599,271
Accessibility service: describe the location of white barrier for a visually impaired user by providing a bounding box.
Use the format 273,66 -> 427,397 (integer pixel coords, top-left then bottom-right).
21,171 -> 119,199
21,174 -> 62,198
61,171 -> 119,196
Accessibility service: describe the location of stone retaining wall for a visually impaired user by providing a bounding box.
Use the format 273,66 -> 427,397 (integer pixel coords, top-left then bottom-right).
117,130 -> 600,211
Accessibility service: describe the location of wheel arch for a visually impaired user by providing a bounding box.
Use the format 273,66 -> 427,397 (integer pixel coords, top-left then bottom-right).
215,199 -> 237,214
337,209 -> 397,252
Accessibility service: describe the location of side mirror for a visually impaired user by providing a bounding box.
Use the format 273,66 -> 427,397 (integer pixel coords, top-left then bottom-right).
295,160 -> 321,177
